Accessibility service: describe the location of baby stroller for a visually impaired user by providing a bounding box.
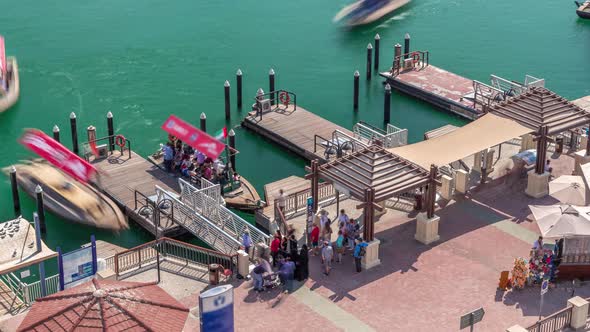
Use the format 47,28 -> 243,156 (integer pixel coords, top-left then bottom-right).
263,272 -> 281,290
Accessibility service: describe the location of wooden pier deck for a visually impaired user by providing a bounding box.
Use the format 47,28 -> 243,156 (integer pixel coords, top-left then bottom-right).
82,240 -> 127,260
380,65 -> 482,120
573,95 -> 590,111
89,150 -> 185,237
242,104 -> 354,162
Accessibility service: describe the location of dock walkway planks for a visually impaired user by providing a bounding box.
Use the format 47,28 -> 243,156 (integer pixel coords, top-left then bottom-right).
242,104 -> 354,162
380,65 -> 482,120
89,150 -> 185,237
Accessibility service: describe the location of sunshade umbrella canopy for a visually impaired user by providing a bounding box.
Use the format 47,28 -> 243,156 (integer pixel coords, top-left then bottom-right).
18,278 -> 189,332
530,205 -> 590,239
549,175 -> 586,206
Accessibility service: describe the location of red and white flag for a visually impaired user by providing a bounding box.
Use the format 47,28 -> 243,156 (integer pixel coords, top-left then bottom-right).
161,115 -> 226,160
19,129 -> 97,183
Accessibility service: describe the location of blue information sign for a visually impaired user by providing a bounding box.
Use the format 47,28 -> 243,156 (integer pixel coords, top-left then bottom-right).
199,285 -> 234,332
58,235 -> 97,290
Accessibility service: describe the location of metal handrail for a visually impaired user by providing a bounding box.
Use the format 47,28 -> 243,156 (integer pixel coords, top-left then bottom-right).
81,134 -> 132,161
526,306 -> 572,332
253,89 -> 297,120
353,122 -> 408,148
274,182 -> 341,221
391,50 -> 430,76
22,274 -> 60,305
114,237 -> 238,278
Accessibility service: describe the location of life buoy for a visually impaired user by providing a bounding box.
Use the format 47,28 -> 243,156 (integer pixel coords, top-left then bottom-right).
279,91 -> 290,107
115,135 -> 126,147
411,52 -> 420,64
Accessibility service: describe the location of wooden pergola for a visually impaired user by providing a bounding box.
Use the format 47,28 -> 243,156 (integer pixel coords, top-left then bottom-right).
489,87 -> 590,174
306,145 -> 438,241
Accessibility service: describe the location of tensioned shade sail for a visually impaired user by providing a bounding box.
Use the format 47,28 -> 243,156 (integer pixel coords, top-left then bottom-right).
388,114 -> 533,169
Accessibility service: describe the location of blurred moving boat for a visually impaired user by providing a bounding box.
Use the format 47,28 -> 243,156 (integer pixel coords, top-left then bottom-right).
4,161 -> 128,231
0,36 -> 19,113
333,0 -> 410,26
575,1 -> 590,19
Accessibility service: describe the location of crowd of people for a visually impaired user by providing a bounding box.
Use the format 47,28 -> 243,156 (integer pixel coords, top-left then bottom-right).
160,137 -> 239,189
249,208 -> 369,294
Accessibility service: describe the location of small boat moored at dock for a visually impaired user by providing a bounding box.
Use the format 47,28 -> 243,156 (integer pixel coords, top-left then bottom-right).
0,36 -> 19,113
575,1 -> 590,18
333,0 -> 410,27
4,161 -> 128,231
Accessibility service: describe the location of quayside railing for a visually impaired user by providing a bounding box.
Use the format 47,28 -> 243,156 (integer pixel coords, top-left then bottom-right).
0,272 -> 60,308
353,121 -> 408,148
526,306 -> 572,332
114,237 -> 238,281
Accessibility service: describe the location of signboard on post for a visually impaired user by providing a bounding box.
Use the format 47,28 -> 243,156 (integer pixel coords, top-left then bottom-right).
306,197 -> 314,245
58,235 -> 98,290
541,279 -> 549,295
199,284 -> 234,332
460,307 -> 485,331
20,129 -> 96,183
161,115 -> 226,160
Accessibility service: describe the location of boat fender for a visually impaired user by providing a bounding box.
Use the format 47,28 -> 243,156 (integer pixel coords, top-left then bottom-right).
411,52 -> 420,64
115,135 -> 126,148
279,91 -> 290,107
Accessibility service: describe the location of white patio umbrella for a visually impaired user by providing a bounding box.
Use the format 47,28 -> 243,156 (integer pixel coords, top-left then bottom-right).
549,175 -> 586,206
530,205 -> 590,239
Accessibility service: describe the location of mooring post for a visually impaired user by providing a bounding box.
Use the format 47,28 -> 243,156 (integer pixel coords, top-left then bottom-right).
224,80 -> 231,120
353,70 -> 360,111
87,126 -> 97,157
384,83 -> 392,124
256,88 -> 264,120
404,33 -> 411,59
374,33 -> 380,71
70,112 -> 79,154
269,68 -> 275,106
236,69 -> 243,109
200,112 -> 207,133
10,166 -> 20,217
35,185 -> 47,234
107,111 -> 114,152
228,129 -> 236,171
394,43 -> 402,70
366,43 -> 373,80
52,125 -> 60,143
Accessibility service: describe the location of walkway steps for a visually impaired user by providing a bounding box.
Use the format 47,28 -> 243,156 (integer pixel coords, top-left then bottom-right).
0,279 -> 24,316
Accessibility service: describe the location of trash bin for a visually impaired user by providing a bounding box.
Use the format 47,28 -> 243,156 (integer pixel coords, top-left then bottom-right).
209,264 -> 220,285
556,137 -> 564,154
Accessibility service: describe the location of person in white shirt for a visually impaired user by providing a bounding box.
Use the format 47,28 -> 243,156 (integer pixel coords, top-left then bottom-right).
338,209 -> 349,229
533,236 -> 543,250
277,189 -> 286,214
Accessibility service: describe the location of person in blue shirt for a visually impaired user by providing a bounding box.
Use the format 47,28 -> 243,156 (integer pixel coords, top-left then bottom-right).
353,238 -> 368,273
162,142 -> 174,173
278,256 -> 296,293
242,228 -> 253,256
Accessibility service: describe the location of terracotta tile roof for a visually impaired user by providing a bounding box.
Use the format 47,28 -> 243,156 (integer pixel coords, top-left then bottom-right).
17,279 -> 189,332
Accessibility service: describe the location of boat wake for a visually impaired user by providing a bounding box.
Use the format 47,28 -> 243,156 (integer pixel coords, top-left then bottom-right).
52,71 -> 84,117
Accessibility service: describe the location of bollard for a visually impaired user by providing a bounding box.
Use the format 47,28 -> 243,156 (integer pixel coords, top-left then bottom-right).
87,126 -> 97,156
52,125 -> 60,143
10,166 -> 20,217
224,80 -> 231,120
236,69 -> 243,109
35,185 -> 47,234
374,34 -> 380,71
70,112 -> 79,154
394,43 -> 402,70
200,112 -> 207,133
228,129 -> 236,171
366,43 -> 373,80
269,68 -> 275,106
404,33 -> 410,59
107,111 -> 114,152
353,70 -> 360,110
384,83 -> 391,124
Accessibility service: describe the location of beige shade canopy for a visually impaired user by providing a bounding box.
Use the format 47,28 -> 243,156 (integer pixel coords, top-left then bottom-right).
388,113 -> 532,169
549,175 -> 586,206
530,205 -> 590,239
0,217 -> 57,275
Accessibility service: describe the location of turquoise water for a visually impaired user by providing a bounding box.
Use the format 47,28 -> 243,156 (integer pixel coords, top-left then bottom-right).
0,0 -> 589,259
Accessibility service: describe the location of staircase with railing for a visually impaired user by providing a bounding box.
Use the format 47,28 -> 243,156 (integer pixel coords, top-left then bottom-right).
151,178 -> 269,255
353,121 -> 408,148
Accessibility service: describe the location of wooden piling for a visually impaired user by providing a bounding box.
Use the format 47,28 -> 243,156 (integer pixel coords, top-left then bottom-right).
404,33 -> 410,59
366,43 -> 373,80
70,112 -> 79,154
269,69 -> 275,106
200,112 -> 207,133
52,125 -> 60,143
107,112 -> 114,152
10,166 -> 20,217
384,83 -> 391,124
35,185 -> 47,234
236,69 -> 243,109
224,80 -> 231,120
374,34 -> 380,71
353,70 -> 360,110
229,129 -> 236,171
